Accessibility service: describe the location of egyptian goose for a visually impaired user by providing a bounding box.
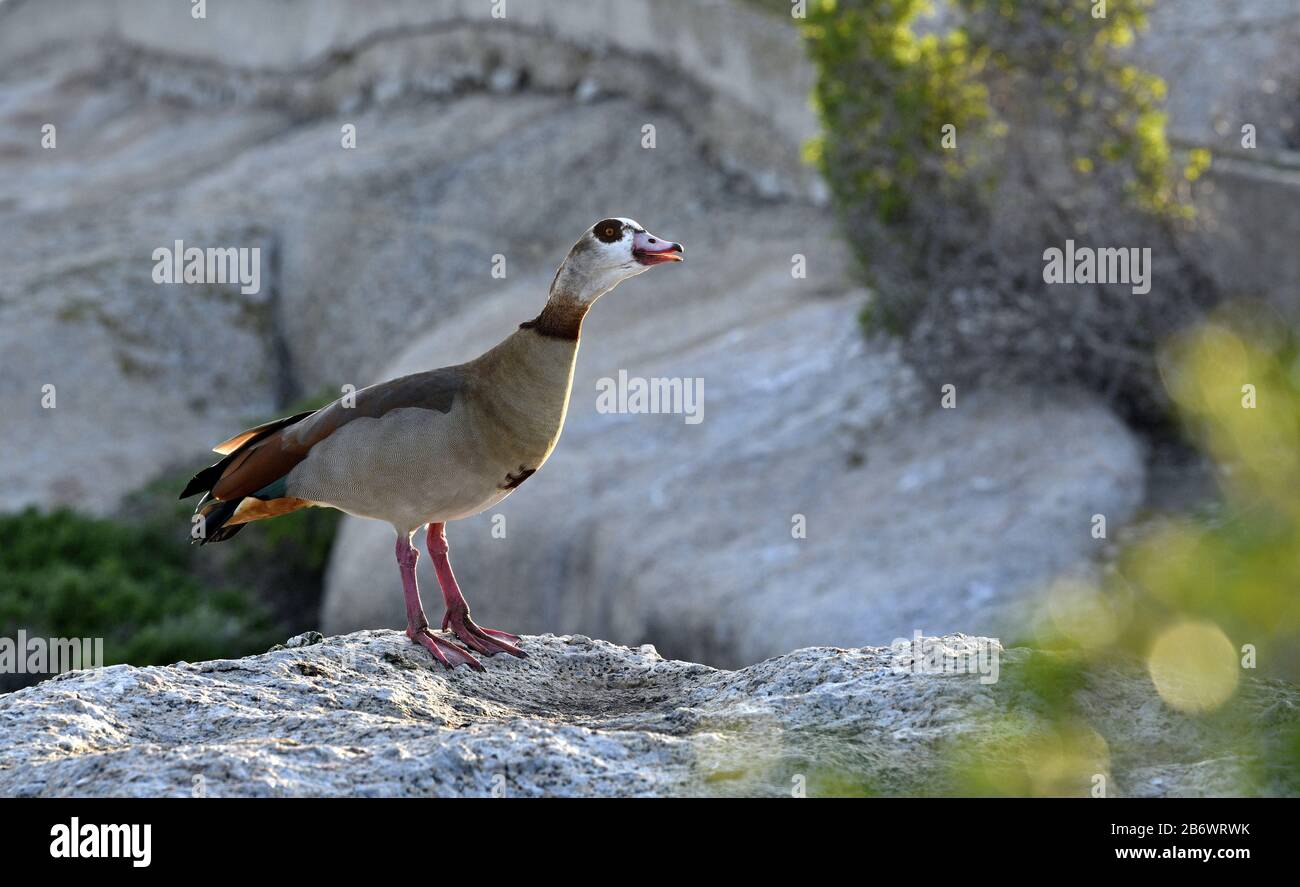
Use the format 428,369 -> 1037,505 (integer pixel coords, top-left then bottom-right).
180,218 -> 684,669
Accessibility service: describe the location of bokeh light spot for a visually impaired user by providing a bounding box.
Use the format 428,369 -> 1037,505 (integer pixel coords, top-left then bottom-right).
1147,621 -> 1240,714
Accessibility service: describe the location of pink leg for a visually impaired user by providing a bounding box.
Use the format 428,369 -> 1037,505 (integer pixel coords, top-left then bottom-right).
427,523 -> 526,658
396,535 -> 482,671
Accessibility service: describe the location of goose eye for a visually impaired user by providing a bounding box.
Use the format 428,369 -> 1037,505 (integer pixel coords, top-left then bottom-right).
593,219 -> 624,243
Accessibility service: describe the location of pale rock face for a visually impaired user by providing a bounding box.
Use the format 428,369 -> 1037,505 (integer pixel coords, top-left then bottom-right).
0,222 -> 283,513
0,631 -> 1291,798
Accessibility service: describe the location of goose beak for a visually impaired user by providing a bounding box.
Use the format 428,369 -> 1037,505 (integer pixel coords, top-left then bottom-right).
632,230 -> 684,266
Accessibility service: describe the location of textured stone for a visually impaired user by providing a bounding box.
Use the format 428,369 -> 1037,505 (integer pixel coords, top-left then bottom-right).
1,631 -> 1291,798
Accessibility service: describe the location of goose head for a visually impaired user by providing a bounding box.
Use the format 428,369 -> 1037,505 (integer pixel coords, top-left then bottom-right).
552,217 -> 683,304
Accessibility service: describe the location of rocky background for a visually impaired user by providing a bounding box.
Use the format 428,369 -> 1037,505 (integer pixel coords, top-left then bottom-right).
0,0 -> 1297,795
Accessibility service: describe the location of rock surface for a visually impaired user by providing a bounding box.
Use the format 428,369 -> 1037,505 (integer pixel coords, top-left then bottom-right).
1,631 -> 1292,798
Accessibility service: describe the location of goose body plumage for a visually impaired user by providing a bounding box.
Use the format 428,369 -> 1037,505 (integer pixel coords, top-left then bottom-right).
282,328 -> 578,532
180,217 -> 683,669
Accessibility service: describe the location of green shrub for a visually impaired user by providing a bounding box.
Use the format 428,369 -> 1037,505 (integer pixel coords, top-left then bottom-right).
0,507 -> 278,675
0,390 -> 347,687
801,0 -> 1217,425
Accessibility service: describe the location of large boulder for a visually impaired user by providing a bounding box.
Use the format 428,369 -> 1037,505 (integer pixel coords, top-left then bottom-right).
1,631 -> 1291,798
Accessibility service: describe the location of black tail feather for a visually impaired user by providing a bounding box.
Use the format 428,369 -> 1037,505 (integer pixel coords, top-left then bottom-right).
180,456 -> 236,500
203,522 -> 246,544
194,497 -> 245,545
179,409 -> 315,500
180,409 -> 317,545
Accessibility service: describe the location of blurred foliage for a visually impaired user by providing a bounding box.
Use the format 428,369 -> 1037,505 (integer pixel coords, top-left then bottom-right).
952,304 -> 1300,795
948,712 -> 1112,797
1140,308 -> 1300,669
0,388 -> 343,684
0,507 -> 277,672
